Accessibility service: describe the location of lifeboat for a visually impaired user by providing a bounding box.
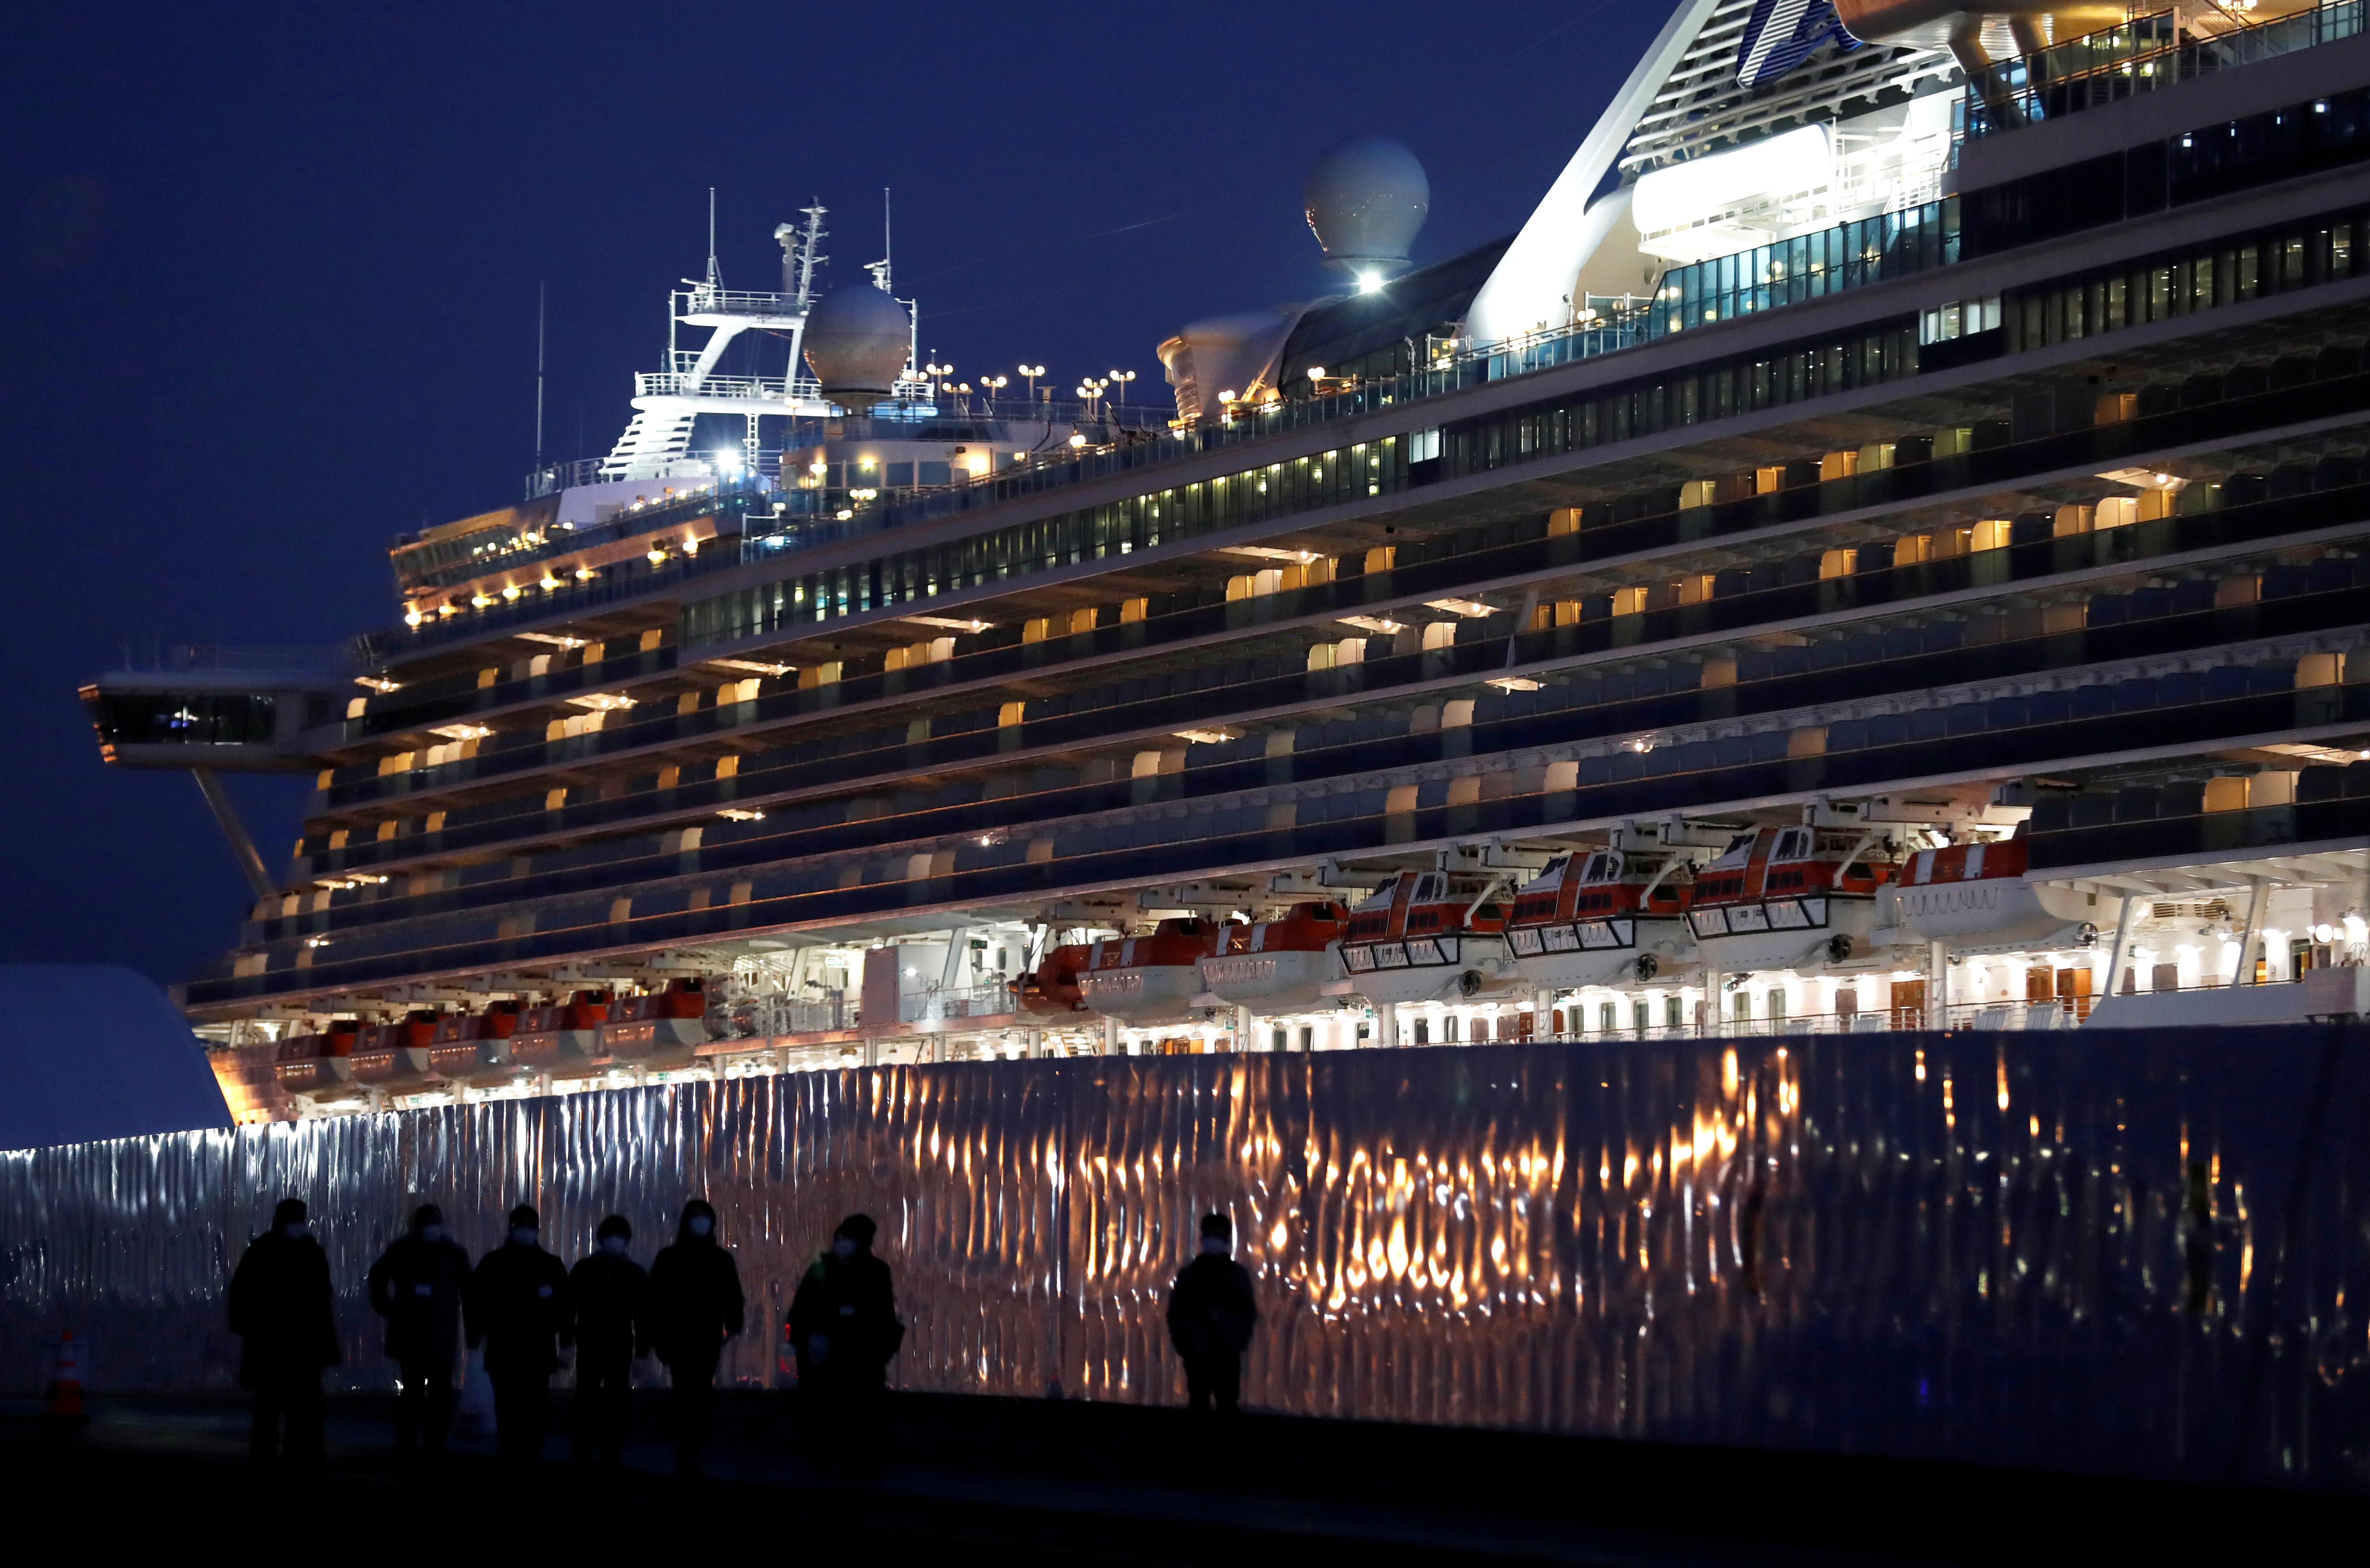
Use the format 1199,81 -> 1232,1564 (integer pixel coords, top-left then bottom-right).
1329,870 -> 1520,1006
1196,901 -> 1351,1014
1685,823 -> 1897,972
1013,943 -> 1096,1019
508,990 -> 611,1069
1885,833 -> 2115,955
595,978 -> 710,1063
426,1001 -> 522,1083
1079,918 -> 1230,1027
1507,844 -> 1697,989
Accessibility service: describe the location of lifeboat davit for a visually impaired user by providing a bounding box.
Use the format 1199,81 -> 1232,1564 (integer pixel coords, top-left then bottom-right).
1197,902 -> 1350,1014
1080,918 -> 1231,1026
1330,870 -> 1520,1006
1013,943 -> 1096,1019
1885,833 -> 2113,955
1507,845 -> 1697,989
1685,823 -> 1897,971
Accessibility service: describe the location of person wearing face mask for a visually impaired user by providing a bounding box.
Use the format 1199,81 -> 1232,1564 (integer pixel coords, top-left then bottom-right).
228,1197 -> 341,1468
567,1214 -> 648,1468
641,1199 -> 744,1477
366,1201 -> 472,1464
1165,1212 -> 1258,1426
464,1203 -> 571,1464
788,1212 -> 903,1478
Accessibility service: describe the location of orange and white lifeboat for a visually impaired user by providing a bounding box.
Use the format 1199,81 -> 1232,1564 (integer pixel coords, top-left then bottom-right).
1329,870 -> 1520,1006
1885,833 -> 2115,955
507,990 -> 612,1068
1080,918 -> 1231,1027
1013,943 -> 1096,1019
1197,902 -> 1350,1014
1685,823 -> 1897,971
1508,847 -> 1696,989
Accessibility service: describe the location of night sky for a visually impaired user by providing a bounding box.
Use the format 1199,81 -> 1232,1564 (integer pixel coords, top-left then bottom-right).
0,1 -> 1670,985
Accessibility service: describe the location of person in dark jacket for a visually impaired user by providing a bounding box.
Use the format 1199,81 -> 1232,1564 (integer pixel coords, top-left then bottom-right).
465,1202 -> 570,1464
568,1214 -> 648,1468
227,1196 -> 341,1467
366,1201 -> 472,1462
788,1212 -> 902,1477
1166,1211 -> 1257,1422
641,1198 -> 743,1477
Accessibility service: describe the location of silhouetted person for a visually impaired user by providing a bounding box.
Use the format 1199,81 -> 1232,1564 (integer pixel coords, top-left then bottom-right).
642,1198 -> 743,1477
1167,1212 -> 1257,1424
789,1212 -> 903,1477
568,1214 -> 648,1468
367,1202 -> 471,1463
465,1202 -> 570,1464
228,1197 -> 340,1467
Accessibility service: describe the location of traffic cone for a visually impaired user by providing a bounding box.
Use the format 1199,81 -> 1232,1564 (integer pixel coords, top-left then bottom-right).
44,1331 -> 87,1427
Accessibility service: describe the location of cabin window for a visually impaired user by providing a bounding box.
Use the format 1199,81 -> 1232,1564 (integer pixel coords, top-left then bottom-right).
1599,1002 -> 1617,1033
1773,828 -> 1812,862
1272,1028 -> 1288,1051
1412,1018 -> 1430,1045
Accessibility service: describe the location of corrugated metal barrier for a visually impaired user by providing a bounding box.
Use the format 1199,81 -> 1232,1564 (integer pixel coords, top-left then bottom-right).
5,1029 -> 2366,1489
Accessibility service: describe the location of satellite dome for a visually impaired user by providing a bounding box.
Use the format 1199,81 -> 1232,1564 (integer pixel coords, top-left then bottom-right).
1303,136 -> 1429,282
802,283 -> 911,411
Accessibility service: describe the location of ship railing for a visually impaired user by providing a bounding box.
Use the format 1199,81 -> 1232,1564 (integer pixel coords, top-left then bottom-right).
675,285 -> 806,319
634,371 -> 819,400
108,641 -> 348,678
1962,1 -> 2365,142
901,983 -> 1018,1024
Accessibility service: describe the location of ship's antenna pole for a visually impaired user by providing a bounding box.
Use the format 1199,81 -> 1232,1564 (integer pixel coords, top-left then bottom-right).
882,186 -> 891,294
706,186 -> 721,290
534,280 -> 547,472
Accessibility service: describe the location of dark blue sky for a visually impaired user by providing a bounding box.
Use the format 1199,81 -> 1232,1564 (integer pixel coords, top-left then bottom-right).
0,1 -> 1670,984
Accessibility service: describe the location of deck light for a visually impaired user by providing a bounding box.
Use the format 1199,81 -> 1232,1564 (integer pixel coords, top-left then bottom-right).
1356,271 -> 1383,293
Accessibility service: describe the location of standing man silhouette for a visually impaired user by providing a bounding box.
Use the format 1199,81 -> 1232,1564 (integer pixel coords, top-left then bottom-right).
367,1202 -> 471,1464
1166,1211 -> 1258,1424
465,1202 -> 570,1464
643,1198 -> 743,1478
568,1214 -> 648,1469
228,1196 -> 340,1468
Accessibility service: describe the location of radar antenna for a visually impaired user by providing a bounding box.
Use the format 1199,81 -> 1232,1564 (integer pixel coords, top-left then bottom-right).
777,202 -> 828,312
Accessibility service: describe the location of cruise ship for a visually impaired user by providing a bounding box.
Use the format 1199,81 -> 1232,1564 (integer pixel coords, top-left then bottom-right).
84,0 -> 2370,1120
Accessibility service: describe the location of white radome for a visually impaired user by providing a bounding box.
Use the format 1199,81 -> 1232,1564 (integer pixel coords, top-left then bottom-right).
802,283 -> 912,411
1303,135 -> 1429,281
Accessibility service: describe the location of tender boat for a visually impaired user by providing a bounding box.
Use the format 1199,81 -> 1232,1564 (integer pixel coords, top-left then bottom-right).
1197,901 -> 1351,1014
1885,831 -> 2114,956
1685,822 -> 1897,972
1013,942 -> 1097,1019
1507,840 -> 1697,988
1330,870 -> 1520,1005
1080,918 -> 1232,1027
590,977 -> 709,1065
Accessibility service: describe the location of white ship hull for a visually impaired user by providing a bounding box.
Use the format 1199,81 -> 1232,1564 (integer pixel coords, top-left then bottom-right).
1886,879 -> 2107,957
1332,934 -> 1522,1006
1081,965 -> 1207,1027
1688,894 -> 1881,973
1508,915 -> 1696,988
1197,949 -> 1338,1015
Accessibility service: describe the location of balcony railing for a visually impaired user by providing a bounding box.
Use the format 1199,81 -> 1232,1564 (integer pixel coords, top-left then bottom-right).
1963,2 -> 2366,141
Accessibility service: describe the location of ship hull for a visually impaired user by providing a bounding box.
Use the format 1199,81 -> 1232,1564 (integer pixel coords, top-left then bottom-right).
1508,915 -> 1696,988
1333,934 -> 1521,1006
1080,965 -> 1207,1027
1689,894 -> 1882,972
1197,949 -> 1338,1014
1888,879 -> 2107,956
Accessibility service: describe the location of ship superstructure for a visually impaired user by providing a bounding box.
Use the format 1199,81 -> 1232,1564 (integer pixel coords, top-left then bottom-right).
83,0 -> 2370,1118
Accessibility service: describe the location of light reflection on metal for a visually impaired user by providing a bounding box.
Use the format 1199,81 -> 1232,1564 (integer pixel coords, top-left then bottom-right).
1,1033 -> 2366,1488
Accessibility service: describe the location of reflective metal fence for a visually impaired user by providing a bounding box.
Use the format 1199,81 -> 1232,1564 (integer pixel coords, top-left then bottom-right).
5,1029 -> 2366,1489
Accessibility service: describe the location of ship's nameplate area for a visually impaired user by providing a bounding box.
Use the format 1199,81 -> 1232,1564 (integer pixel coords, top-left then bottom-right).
4,1031 -> 2364,1491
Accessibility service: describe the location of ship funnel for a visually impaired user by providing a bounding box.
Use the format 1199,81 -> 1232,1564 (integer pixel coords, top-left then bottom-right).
1303,135 -> 1429,286
802,282 -> 911,412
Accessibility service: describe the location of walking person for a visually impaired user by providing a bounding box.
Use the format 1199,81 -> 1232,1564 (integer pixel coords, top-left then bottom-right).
1166,1212 -> 1257,1426
641,1198 -> 743,1478
366,1202 -> 471,1465
227,1197 -> 340,1468
568,1214 -> 648,1468
465,1203 -> 570,1465
789,1213 -> 903,1478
